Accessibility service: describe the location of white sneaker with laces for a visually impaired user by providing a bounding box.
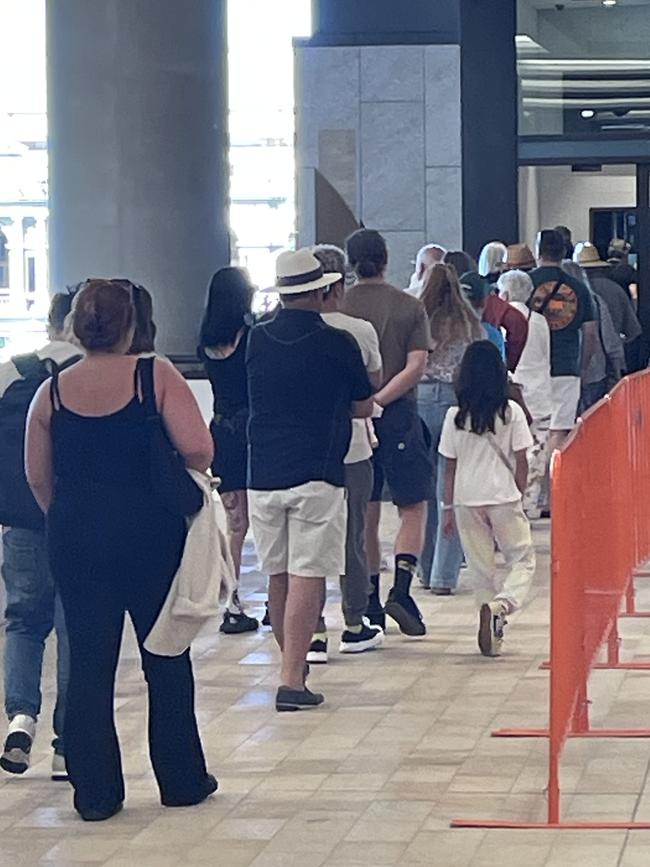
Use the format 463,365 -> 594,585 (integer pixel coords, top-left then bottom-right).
478,601 -> 509,657
0,714 -> 36,775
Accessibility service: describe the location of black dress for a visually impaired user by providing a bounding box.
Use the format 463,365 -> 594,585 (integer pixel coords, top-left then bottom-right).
200,327 -> 249,493
47,359 -> 211,815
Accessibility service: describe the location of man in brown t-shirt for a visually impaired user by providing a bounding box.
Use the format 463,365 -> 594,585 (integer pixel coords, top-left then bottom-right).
343,229 -> 434,637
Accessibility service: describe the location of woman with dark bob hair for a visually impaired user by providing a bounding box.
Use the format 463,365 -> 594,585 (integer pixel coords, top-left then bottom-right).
25,279 -> 217,821
199,267 -> 259,634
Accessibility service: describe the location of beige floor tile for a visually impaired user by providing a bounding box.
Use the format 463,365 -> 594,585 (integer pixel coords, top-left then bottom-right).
1,516 -> 648,866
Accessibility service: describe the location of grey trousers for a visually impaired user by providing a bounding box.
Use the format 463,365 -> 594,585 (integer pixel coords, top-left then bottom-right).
317,458 -> 373,630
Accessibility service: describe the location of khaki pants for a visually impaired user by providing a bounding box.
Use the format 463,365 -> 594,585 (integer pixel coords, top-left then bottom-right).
455,502 -> 536,612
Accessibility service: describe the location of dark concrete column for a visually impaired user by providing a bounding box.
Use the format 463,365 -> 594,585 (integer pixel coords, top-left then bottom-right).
46,0 -> 229,355
460,0 -> 518,256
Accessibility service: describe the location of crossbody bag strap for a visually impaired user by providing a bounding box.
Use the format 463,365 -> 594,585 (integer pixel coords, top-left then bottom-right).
527,278 -> 564,316
485,432 -> 516,479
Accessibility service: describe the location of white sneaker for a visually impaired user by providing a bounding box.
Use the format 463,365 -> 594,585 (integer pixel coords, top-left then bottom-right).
478,602 -> 508,657
339,621 -> 384,654
0,714 -> 36,775
51,753 -> 68,782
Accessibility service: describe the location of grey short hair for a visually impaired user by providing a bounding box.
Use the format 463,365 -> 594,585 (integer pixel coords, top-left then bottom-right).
312,244 -> 346,280
497,269 -> 533,304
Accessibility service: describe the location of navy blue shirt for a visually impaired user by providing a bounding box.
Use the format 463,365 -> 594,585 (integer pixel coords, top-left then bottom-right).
246,308 -> 373,490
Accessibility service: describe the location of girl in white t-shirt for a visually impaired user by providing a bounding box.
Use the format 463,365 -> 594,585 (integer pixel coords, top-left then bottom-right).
439,341 -> 536,656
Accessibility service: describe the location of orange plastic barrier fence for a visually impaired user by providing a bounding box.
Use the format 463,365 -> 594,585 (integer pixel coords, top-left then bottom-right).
452,372 -> 650,830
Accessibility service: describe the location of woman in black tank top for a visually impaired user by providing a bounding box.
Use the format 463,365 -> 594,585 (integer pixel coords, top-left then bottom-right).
199,267 -> 259,634
25,280 -> 216,821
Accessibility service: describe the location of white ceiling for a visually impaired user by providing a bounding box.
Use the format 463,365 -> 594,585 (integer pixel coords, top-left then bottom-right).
527,1 -> 650,7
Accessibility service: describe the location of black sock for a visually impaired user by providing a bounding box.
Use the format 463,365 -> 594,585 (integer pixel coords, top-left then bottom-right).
394,554 -> 418,594
368,573 -> 380,605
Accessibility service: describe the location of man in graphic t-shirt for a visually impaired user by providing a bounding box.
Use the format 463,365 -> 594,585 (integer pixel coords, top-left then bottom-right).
529,229 -> 597,456
247,249 -> 373,712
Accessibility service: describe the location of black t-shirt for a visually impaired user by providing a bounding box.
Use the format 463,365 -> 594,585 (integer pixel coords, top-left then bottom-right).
246,308 -> 373,490
530,266 -> 596,377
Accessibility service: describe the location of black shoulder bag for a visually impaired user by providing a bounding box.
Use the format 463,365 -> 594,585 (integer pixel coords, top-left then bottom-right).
137,357 -> 203,518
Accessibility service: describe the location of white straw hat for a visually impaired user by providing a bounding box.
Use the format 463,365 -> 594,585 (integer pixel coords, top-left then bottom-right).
275,248 -> 342,295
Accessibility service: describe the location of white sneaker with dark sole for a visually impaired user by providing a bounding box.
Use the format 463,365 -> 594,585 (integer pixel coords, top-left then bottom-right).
478,601 -> 508,657
0,714 -> 36,775
339,622 -> 384,654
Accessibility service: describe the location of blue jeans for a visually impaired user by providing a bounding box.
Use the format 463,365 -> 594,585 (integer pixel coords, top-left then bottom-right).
417,381 -> 464,590
1,527 -> 68,753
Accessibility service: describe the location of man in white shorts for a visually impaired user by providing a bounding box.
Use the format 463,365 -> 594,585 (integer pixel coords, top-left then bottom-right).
246,249 -> 373,712
529,229 -> 596,459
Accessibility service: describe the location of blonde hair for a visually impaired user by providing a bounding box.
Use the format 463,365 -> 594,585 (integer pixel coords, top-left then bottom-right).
420,264 -> 483,348
478,241 -> 507,277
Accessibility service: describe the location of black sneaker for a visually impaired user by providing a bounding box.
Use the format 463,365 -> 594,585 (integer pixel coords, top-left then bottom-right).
339,622 -> 384,654
306,638 -> 328,664
219,611 -> 259,634
276,686 -> 324,712
366,600 -> 386,631
385,588 -> 426,636
261,603 -> 271,627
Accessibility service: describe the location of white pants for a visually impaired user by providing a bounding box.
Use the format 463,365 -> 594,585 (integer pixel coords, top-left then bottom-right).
455,501 -> 536,612
523,416 -> 551,516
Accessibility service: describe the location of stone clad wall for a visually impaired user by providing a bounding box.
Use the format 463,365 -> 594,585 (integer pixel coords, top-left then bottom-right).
295,44 -> 463,290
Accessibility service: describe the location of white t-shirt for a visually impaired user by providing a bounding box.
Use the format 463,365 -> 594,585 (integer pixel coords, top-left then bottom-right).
510,301 -> 552,421
322,311 -> 382,464
439,400 -> 533,506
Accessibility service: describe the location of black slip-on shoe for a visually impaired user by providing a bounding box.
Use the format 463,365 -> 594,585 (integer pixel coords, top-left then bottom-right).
276,686 -> 324,712
78,802 -> 124,822
163,774 -> 218,807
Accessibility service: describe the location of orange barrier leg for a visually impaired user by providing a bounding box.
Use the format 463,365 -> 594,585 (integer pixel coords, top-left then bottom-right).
621,578 -> 650,618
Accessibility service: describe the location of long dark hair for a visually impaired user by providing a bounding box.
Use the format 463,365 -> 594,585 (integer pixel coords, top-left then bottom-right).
200,267 -> 253,349
455,340 -> 509,435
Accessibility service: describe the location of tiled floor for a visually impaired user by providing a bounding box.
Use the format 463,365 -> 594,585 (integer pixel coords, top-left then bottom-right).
3,509 -> 650,865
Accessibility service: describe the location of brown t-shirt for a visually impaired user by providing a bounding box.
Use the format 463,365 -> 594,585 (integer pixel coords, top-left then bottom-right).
341,281 -> 431,394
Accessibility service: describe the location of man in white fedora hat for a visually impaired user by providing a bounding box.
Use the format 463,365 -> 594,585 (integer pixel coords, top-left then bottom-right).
246,248 -> 374,712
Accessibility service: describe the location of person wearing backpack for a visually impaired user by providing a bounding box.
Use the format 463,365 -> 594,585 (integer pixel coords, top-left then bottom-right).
0,289 -> 81,780
529,230 -> 597,460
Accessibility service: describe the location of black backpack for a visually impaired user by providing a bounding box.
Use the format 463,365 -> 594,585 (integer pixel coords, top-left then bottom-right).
0,352 -> 81,530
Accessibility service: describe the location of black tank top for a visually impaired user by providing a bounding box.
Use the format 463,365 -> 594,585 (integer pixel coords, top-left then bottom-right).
50,360 -> 152,495
200,327 -> 249,419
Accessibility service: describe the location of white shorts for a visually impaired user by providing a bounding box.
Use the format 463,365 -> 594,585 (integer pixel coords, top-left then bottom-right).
550,376 -> 580,431
249,481 -> 346,578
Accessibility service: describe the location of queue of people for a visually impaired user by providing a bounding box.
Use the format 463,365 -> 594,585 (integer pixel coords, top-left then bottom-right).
0,223 -> 642,820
